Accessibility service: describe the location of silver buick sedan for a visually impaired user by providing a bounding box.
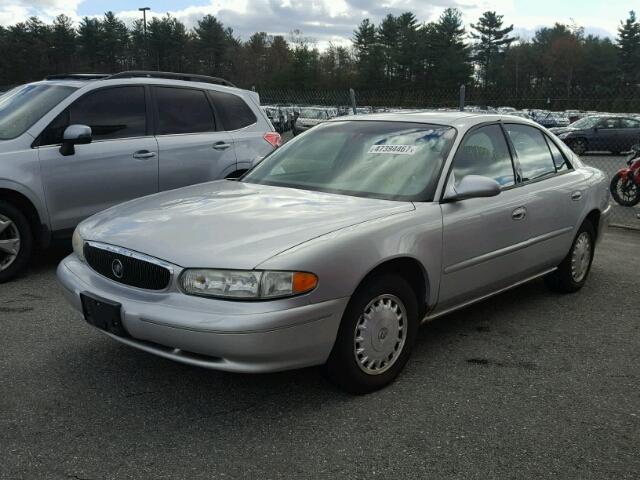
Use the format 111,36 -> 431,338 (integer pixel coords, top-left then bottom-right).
57,112 -> 611,393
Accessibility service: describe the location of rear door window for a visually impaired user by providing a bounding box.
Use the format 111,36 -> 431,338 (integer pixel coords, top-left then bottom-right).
504,124 -> 556,182
154,87 -> 215,135
208,91 -> 257,131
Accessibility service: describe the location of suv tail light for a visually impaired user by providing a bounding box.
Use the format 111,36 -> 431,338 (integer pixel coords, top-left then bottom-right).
263,132 -> 282,149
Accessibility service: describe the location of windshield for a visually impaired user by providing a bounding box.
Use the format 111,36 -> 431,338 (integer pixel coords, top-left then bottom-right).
570,116 -> 598,129
300,109 -> 327,119
242,121 -> 456,201
0,84 -> 77,140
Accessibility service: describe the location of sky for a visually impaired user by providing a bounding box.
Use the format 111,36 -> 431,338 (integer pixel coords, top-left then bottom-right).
0,0 -> 637,49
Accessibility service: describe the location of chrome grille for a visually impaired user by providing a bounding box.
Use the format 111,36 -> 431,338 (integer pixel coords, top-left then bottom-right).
84,243 -> 171,290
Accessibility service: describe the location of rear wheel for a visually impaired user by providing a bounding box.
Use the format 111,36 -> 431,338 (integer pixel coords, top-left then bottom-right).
0,201 -> 33,283
610,173 -> 640,206
326,274 -> 419,394
545,220 -> 595,293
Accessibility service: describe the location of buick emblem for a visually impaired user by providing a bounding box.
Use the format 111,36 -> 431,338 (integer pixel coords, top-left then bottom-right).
111,259 -> 124,279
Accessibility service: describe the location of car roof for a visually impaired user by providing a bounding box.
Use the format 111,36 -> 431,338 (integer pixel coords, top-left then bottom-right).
328,111 -> 539,129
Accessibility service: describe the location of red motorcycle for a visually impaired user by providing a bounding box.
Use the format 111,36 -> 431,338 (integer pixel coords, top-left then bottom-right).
610,144 -> 640,206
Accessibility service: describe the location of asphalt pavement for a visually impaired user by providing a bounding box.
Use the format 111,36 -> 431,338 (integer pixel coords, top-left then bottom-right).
1,228 -> 639,479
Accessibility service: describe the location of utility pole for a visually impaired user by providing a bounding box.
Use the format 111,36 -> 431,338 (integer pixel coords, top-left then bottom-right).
139,7 -> 150,70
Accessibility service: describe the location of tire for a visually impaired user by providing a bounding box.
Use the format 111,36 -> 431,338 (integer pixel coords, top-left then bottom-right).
0,200 -> 33,283
544,220 -> 595,293
610,173 -> 640,207
326,274 -> 419,394
570,138 -> 587,155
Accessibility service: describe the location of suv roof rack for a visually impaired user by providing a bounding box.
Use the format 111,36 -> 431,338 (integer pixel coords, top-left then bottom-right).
45,73 -> 111,81
106,71 -> 236,88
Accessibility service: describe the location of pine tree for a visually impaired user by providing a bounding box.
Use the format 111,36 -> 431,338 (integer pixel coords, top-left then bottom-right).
617,11 -> 640,84
430,8 -> 473,89
353,19 -> 383,88
470,11 -> 514,86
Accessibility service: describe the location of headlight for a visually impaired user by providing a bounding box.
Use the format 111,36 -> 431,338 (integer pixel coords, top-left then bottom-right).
180,269 -> 318,300
72,228 -> 85,262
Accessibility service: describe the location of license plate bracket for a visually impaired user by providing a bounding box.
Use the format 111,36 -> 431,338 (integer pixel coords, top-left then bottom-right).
80,292 -> 128,337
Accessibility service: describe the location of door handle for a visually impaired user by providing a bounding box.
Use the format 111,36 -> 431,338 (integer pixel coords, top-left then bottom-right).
511,206 -> 527,221
132,150 -> 156,159
571,191 -> 583,201
212,142 -> 232,150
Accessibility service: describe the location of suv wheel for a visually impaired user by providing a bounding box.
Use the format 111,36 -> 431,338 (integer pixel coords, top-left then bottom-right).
0,201 -> 33,283
326,274 -> 418,394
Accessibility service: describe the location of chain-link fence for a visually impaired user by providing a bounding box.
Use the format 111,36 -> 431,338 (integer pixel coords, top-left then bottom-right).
259,86 -> 640,230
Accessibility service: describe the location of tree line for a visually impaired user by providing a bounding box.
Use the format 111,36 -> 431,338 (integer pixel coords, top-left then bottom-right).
1,8 -> 640,99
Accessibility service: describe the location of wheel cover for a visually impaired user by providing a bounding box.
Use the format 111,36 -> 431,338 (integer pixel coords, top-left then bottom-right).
353,294 -> 407,375
571,232 -> 592,282
0,213 -> 21,272
615,179 -> 638,203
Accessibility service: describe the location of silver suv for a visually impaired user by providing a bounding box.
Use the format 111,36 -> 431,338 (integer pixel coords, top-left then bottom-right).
0,71 -> 280,282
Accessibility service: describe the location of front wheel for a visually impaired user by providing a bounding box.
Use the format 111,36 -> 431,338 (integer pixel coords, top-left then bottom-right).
545,220 -> 595,293
610,173 -> 640,206
569,138 -> 587,155
326,274 -> 419,394
0,200 -> 33,283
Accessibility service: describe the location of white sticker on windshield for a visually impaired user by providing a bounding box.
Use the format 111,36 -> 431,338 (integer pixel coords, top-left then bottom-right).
368,144 -> 417,155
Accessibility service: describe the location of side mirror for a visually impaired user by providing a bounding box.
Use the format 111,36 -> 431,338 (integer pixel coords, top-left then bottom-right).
443,175 -> 501,202
60,124 -> 92,156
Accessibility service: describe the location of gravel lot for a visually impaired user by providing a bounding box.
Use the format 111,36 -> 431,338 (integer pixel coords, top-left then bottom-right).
1,227 -> 639,480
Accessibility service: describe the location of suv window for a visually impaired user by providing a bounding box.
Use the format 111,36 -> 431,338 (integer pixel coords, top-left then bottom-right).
39,86 -> 146,145
451,124 -> 515,188
154,87 -> 215,135
505,124 -> 556,181
620,118 -> 640,128
545,136 -> 569,172
208,91 -> 257,131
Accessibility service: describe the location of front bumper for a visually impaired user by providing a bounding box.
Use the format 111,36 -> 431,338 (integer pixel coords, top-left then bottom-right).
57,255 -> 349,373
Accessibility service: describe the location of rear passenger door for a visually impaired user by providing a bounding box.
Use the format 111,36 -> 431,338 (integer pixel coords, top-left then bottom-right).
619,118 -> 640,152
152,86 -> 237,191
503,123 -> 585,272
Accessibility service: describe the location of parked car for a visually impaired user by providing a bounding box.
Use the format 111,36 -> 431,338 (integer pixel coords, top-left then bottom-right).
292,107 -> 330,135
0,71 -> 280,282
58,112 -> 610,393
551,115 -> 640,155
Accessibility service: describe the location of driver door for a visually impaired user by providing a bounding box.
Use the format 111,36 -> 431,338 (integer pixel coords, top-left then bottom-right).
37,86 -> 159,232
437,124 -> 532,311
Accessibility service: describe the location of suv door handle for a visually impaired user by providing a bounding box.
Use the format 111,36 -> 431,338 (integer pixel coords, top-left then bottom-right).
571,191 -> 583,201
132,150 -> 156,159
511,206 -> 527,221
213,142 -> 232,150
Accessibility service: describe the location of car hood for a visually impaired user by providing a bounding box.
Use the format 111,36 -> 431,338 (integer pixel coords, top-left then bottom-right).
79,180 -> 415,269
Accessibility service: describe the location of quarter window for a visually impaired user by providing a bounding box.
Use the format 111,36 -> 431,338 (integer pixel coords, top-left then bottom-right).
451,124 -> 515,188
545,136 -> 570,172
39,86 -> 146,145
154,87 -> 215,135
208,91 -> 257,131
505,124 -> 556,181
